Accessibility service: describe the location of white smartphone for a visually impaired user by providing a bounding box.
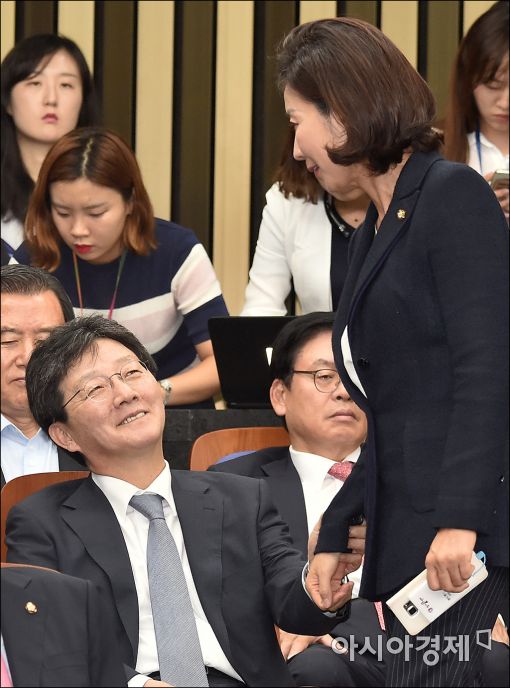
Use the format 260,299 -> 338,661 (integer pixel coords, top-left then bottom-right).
491,169 -> 509,190
386,552 -> 488,635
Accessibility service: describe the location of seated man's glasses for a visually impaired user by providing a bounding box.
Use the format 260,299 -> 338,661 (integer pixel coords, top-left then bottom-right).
61,360 -> 150,409
291,369 -> 341,393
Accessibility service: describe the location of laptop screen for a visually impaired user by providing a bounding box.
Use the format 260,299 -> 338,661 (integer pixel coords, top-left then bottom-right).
208,316 -> 295,408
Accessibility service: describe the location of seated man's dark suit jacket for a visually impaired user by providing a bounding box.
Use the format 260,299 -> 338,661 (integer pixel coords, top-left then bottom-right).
1,565 -> 126,687
210,446 -> 387,686
6,469 -> 346,687
1,446 -> 87,488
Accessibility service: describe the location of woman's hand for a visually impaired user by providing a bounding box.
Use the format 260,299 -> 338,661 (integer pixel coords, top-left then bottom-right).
484,171 -> 509,222
425,528 -> 477,592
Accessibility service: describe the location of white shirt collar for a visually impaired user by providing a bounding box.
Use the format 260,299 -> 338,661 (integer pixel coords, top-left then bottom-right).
467,130 -> 497,151
92,460 -> 175,527
289,445 -> 361,489
1,414 -> 14,432
1,413 -> 43,439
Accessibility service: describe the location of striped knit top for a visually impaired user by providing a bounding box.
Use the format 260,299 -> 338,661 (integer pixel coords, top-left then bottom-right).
14,218 -> 229,381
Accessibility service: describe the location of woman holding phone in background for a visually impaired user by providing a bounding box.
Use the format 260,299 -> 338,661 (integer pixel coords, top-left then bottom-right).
444,0 -> 509,221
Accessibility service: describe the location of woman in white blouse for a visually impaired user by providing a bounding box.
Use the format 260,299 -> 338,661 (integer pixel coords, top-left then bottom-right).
242,129 -> 369,315
443,0 -> 508,221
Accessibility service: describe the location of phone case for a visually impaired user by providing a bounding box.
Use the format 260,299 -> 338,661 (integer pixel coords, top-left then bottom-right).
386,552 -> 488,635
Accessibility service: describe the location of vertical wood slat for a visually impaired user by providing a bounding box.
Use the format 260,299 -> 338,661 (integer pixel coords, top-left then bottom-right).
57,1 -> 94,73
1,1 -> 16,60
135,1 -> 174,221
463,0 -> 495,33
426,0 -> 461,121
381,0 -> 418,68
16,0 -> 58,39
344,0 -> 380,26
299,0 -> 337,23
171,1 -> 215,249
213,0 -> 254,315
94,0 -> 136,148
250,1 -> 297,262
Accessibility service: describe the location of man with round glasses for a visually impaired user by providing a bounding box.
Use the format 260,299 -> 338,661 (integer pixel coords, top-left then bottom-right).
6,314 -> 362,688
211,312 -> 387,688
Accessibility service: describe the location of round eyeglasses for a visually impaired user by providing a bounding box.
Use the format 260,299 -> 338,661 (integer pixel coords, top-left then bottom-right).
61,360 -> 150,409
291,368 -> 342,393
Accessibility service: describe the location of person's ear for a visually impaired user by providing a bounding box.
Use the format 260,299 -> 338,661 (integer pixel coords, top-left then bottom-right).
48,422 -> 82,454
269,379 -> 288,417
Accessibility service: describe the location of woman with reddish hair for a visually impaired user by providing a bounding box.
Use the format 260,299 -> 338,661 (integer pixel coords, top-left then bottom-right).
14,127 -> 228,408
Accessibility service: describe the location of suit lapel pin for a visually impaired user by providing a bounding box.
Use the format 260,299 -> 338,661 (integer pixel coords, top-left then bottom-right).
397,209 -> 407,219
25,601 -> 38,614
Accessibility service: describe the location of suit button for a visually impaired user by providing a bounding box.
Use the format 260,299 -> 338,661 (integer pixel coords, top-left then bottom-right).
499,475 -> 505,482
357,358 -> 370,369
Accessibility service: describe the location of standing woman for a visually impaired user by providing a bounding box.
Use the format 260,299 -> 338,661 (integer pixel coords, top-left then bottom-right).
1,33 -> 98,259
277,18 -> 509,687
15,127 -> 228,407
443,0 -> 509,221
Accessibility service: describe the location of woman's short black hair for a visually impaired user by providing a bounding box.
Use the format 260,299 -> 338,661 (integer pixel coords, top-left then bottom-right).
277,17 -> 441,175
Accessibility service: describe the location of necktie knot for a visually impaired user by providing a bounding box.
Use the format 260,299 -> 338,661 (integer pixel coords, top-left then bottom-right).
328,460 -> 354,483
130,493 -> 165,521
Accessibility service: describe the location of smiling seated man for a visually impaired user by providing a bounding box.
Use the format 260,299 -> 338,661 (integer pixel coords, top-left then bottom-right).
1,264 -> 87,486
5,314 -> 365,688
211,312 -> 387,687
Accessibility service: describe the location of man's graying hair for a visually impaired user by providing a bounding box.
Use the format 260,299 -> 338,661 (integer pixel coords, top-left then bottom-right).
25,314 -> 157,433
1,263 -> 75,322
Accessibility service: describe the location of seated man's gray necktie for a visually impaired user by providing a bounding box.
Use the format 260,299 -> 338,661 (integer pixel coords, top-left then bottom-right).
130,493 -> 209,686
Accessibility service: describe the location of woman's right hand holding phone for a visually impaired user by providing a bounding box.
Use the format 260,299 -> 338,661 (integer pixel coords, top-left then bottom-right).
485,170 -> 509,222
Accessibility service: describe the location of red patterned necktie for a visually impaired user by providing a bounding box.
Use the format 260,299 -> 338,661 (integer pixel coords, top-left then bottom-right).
327,460 -> 386,631
328,460 -> 354,482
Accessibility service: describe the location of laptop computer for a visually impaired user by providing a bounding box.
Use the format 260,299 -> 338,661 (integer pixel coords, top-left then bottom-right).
208,316 -> 295,409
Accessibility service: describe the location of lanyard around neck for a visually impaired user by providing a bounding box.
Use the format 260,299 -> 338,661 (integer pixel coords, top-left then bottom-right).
72,249 -> 128,320
475,126 -> 483,174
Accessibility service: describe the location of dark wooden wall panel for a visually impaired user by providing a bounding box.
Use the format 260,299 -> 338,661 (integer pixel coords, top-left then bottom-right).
250,0 -> 298,260
425,0 -> 462,120
171,0 -> 216,252
344,0 -> 380,27
94,0 -> 137,148
15,0 -> 57,40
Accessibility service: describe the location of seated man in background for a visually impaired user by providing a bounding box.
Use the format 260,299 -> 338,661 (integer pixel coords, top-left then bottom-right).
211,312 -> 386,687
1,564 -> 126,687
1,264 -> 87,486
6,315 -> 364,688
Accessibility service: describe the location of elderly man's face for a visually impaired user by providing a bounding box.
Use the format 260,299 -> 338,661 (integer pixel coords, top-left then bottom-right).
270,330 -> 367,459
1,291 -> 65,427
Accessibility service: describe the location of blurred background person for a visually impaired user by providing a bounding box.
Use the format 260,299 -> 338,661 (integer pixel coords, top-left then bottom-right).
443,0 -> 509,221
1,264 -> 86,487
1,564 -> 126,687
1,33 -> 98,261
242,128 -> 369,315
14,127 -> 228,408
